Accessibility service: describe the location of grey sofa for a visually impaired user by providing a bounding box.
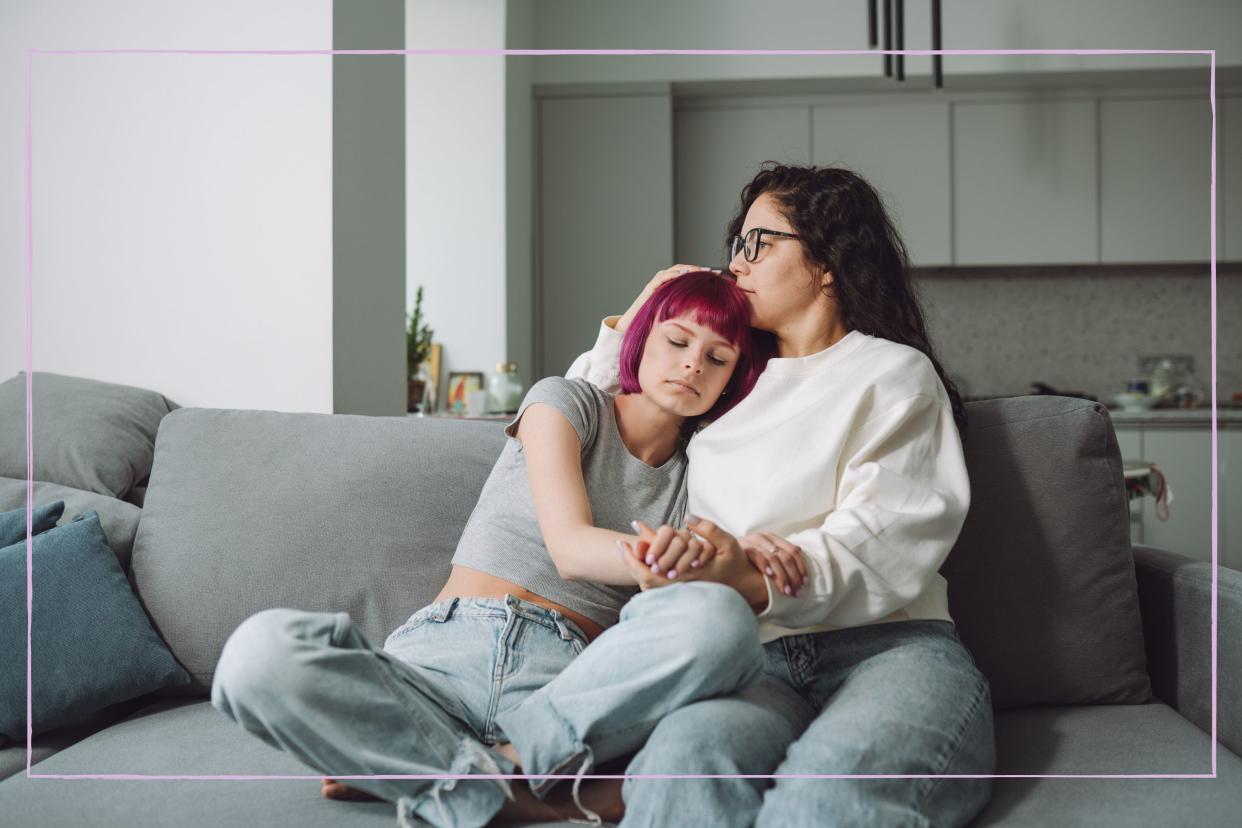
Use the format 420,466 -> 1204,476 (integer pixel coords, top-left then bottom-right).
2,393 -> 1239,827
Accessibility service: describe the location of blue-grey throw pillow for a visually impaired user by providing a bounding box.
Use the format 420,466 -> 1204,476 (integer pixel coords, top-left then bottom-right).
0,511 -> 190,739
0,501 -> 64,548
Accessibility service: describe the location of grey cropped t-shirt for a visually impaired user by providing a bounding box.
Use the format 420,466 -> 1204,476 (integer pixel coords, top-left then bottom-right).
450,377 -> 688,629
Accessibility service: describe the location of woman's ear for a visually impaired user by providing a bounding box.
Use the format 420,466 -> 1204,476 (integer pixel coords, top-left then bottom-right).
820,269 -> 836,299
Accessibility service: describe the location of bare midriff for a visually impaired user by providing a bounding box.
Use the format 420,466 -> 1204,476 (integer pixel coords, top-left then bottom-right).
432,565 -> 605,643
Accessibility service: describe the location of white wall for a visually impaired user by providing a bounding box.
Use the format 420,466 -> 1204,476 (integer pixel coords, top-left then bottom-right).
527,0 -> 1240,84
0,0 -> 334,412
505,1 -> 535,390
406,0 -> 508,398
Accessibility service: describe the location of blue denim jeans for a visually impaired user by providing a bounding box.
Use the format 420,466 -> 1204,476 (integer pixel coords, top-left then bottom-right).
210,582 -> 763,828
619,619 -> 996,828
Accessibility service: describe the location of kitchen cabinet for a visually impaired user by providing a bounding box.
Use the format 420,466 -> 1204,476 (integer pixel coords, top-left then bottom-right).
811,102 -> 952,266
1223,429 -> 1242,571
1140,427 -> 1215,565
674,105 -> 810,267
537,91 -> 674,377
1114,427 -> 1145,541
1114,421 -> 1237,570
952,99 -> 1098,266
1100,98 -> 1213,264
1226,96 -> 1242,261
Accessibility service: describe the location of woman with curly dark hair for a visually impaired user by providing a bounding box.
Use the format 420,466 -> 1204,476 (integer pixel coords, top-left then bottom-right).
564,163 -> 994,827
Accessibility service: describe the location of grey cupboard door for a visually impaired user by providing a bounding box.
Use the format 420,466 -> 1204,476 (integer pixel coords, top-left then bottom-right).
1226,96 -> 1242,261
1100,97 -> 1212,263
1224,429 -> 1242,572
537,93 -> 673,378
1142,428 -> 1214,565
1115,427 -> 1144,543
674,106 -> 810,267
812,103 -> 952,266
953,100 -> 1098,266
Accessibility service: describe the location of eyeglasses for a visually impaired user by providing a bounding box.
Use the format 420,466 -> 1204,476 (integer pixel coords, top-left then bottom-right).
729,227 -> 802,263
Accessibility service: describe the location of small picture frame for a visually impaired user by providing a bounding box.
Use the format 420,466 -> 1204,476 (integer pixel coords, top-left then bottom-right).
446,371 -> 484,415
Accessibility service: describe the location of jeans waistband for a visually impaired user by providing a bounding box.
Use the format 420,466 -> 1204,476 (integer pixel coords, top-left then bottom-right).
420,595 -> 588,646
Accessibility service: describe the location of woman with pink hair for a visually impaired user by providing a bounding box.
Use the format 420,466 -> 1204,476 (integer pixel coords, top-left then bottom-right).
212,272 -> 779,827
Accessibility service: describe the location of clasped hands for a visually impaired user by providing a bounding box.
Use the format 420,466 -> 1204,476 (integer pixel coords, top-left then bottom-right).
618,517 -> 809,599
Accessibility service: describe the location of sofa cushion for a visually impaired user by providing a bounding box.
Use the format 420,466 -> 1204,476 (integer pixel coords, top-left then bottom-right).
0,480 -> 142,569
130,410 -> 508,695
0,698 -> 1236,827
0,695 -> 156,780
0,372 -> 178,500
942,396 -> 1151,708
0,698 -> 579,827
971,704 -> 1242,826
0,500 -> 62,547
0,512 -> 190,739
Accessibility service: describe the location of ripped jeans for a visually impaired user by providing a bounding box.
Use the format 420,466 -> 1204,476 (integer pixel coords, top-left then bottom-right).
210,583 -> 763,828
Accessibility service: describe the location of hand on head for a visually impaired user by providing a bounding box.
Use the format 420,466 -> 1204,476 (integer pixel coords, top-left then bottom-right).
616,265 -> 724,334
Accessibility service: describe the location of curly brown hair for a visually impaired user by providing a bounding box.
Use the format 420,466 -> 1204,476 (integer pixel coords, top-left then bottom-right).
726,162 -> 967,440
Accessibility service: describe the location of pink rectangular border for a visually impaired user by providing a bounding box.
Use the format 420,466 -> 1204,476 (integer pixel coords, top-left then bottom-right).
21,48 -> 1222,789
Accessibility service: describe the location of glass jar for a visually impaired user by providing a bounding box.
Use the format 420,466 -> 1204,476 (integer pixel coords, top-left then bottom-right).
488,362 -> 524,415
1148,359 -> 1177,400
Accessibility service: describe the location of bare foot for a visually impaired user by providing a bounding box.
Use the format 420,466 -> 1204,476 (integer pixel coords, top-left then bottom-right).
492,741 -> 522,769
321,777 -> 382,802
545,778 -> 625,824
490,743 -> 624,824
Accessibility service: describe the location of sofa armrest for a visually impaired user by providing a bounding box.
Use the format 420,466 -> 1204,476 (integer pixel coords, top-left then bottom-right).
1133,544 -> 1241,757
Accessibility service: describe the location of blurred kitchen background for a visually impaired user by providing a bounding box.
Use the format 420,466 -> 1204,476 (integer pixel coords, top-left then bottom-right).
1,0 -> 1238,568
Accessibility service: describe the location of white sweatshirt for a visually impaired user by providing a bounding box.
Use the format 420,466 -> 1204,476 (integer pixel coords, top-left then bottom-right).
567,320 -> 971,644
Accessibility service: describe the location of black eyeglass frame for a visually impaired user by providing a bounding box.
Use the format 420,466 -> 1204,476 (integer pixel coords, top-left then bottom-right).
729,227 -> 802,262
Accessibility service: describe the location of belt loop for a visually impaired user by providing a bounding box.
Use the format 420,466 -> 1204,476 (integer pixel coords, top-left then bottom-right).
430,597 -> 459,622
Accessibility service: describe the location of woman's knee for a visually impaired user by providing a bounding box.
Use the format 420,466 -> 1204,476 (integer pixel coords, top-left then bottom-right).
637,582 -> 757,652
683,583 -> 761,669
212,608 -> 325,710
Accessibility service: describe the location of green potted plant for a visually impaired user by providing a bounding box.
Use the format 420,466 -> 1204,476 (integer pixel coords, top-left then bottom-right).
406,286 -> 434,412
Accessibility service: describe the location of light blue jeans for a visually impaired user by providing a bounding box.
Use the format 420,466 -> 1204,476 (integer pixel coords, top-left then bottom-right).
210,582 -> 763,828
618,619 -> 996,828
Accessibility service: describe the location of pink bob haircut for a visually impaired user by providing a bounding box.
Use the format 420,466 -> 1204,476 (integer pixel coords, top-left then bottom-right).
618,270 -> 774,424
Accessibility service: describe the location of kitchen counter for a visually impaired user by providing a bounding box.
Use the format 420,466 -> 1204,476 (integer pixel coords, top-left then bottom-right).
1105,407 -> 1242,426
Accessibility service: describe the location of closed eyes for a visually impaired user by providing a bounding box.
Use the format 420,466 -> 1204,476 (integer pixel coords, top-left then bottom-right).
667,339 -> 729,366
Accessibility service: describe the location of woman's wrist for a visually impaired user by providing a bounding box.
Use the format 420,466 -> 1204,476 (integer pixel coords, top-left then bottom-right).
737,567 -> 771,614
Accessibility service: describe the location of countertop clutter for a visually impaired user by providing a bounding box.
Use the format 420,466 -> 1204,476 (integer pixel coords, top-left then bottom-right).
964,379 -> 1242,426
1106,406 -> 1242,425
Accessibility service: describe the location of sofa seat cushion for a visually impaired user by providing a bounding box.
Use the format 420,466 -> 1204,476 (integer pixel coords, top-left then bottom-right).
970,703 -> 1242,826
993,702 -> 1223,773
973,705 -> 1242,825
2,698 -> 1237,826
0,695 -> 156,781
0,698 -> 577,827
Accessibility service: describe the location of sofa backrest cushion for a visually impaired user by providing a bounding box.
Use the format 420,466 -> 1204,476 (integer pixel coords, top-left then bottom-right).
0,481 -> 142,570
0,372 -> 178,500
941,395 -> 1152,709
129,409 -> 507,695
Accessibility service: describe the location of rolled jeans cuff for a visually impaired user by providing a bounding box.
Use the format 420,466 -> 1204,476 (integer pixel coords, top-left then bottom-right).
495,695 -> 590,800
397,737 -> 516,828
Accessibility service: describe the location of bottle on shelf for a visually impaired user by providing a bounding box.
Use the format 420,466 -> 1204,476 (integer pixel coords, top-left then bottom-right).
488,362 -> 524,415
